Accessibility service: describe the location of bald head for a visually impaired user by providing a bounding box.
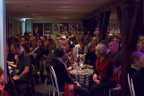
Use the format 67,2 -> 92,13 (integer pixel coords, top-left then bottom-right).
109,41 -> 119,54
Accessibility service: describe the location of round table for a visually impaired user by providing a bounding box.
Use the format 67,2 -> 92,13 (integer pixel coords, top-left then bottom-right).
70,65 -> 94,86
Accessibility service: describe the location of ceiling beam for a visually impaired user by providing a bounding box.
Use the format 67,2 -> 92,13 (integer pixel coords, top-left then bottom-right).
82,0 -> 133,20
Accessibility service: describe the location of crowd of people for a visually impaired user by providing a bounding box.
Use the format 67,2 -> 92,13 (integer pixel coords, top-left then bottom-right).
0,32 -> 143,96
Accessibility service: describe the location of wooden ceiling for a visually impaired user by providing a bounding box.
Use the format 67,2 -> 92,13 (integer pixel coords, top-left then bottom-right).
6,0 -> 117,20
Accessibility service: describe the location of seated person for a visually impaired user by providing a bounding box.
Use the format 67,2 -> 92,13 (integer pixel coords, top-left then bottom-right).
73,38 -> 88,62
0,67 -> 8,96
65,42 -> 78,66
90,44 -> 118,96
53,46 -> 90,96
129,51 -> 144,78
133,55 -> 144,96
85,42 -> 97,67
8,43 -> 31,95
108,41 -> 121,74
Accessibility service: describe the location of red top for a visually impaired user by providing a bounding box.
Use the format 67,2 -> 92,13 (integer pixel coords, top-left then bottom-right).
95,55 -> 118,82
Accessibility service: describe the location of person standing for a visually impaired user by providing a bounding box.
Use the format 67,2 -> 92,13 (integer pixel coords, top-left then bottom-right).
8,42 -> 31,95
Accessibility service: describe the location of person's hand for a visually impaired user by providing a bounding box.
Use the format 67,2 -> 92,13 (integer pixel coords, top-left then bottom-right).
73,62 -> 78,66
29,53 -> 32,55
114,67 -> 118,74
67,67 -> 72,72
15,55 -> 18,60
75,81 -> 81,87
8,62 -> 14,66
95,79 -> 100,84
13,76 -> 19,80
93,74 -> 97,81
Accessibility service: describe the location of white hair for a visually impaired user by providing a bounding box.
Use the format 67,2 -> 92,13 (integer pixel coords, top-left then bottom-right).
96,44 -> 107,56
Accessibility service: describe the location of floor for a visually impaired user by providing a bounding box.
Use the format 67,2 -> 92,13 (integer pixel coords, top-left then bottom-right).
35,83 -> 53,96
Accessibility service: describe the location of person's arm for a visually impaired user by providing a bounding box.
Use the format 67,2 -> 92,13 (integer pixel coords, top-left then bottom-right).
55,61 -> 74,84
67,66 -> 72,72
8,62 -> 17,68
100,62 -> 113,83
13,66 -> 29,80
114,65 -> 121,74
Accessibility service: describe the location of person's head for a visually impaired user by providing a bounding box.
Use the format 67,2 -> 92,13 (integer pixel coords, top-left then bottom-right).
100,40 -> 109,49
29,37 -> 35,46
95,44 -> 107,57
88,42 -> 96,52
57,40 -> 66,47
78,38 -> 84,47
47,34 -> 51,39
92,37 -> 97,44
43,36 -> 47,42
20,37 -> 25,43
73,37 -> 77,43
132,52 -> 144,68
54,46 -> 66,58
85,35 -> 89,40
108,36 -> 114,42
36,34 -> 40,39
68,32 -> 72,36
0,67 -> 5,94
65,42 -> 70,52
109,41 -> 119,54
141,45 -> 144,53
37,39 -> 44,47
20,43 -> 30,54
140,55 -> 144,68
137,42 -> 142,52
10,42 -> 21,55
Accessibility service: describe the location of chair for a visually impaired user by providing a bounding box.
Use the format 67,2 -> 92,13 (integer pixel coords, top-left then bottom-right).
127,73 -> 133,96
131,78 -> 136,96
44,77 -> 51,96
108,70 -> 121,96
50,67 -> 65,96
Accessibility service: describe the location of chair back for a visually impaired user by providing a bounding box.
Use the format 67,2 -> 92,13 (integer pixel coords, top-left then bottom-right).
131,78 -> 136,96
127,73 -> 133,96
50,67 -> 65,96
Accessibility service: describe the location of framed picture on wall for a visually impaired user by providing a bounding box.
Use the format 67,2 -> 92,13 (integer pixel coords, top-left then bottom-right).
69,23 -> 77,31
60,23 -> 69,33
54,24 -> 59,32
44,23 -> 52,34
77,24 -> 84,31
33,23 -> 43,36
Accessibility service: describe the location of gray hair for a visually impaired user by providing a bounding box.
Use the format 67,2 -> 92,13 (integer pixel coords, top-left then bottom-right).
96,44 -> 107,56
131,52 -> 144,63
88,42 -> 96,49
92,37 -> 97,41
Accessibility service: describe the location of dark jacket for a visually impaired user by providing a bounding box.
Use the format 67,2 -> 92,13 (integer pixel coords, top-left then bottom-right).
53,58 -> 74,91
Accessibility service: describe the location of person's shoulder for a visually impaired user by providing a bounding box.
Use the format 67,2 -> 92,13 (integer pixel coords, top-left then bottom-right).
116,51 -> 121,55
23,52 -> 30,57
